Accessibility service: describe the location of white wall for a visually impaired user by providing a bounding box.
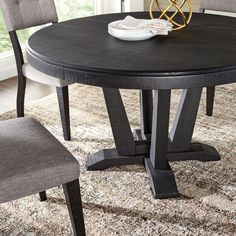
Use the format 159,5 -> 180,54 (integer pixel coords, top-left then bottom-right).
0,51 -> 17,81
96,0 -> 144,14
123,0 -> 144,12
95,0 -> 121,14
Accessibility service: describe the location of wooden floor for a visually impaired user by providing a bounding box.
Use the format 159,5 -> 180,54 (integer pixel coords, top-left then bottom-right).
0,77 -> 54,114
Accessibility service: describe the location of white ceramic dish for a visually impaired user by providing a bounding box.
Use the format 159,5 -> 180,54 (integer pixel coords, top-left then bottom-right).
108,20 -> 155,41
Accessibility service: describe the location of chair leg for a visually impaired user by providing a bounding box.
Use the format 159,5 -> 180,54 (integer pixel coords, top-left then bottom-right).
63,179 -> 86,236
39,191 -> 47,201
17,75 -> 26,117
56,86 -> 71,141
206,86 -> 215,116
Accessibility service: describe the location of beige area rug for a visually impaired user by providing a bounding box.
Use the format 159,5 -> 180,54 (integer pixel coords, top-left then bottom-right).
0,84 -> 235,236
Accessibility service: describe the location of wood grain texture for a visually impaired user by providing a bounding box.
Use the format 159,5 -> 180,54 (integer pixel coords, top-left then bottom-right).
206,86 -> 215,116
26,12 -> 236,89
63,179 -> 86,236
102,88 -> 136,156
56,86 -> 71,141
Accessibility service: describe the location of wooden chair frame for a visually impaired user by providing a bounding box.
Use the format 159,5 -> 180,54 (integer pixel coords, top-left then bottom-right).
9,30 -> 71,140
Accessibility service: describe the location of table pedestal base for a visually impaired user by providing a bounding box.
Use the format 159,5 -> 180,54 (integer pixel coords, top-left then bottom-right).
86,88 -> 221,199
168,143 -> 220,162
145,159 -> 179,199
87,142 -> 220,169
87,148 -> 145,171
134,128 -> 220,162
133,129 -> 151,142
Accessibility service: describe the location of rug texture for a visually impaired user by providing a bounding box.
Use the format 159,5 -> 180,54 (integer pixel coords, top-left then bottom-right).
0,84 -> 235,236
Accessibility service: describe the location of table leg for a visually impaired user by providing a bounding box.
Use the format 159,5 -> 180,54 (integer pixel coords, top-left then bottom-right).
170,88 -> 202,152
137,88 -> 220,162
134,90 -> 153,141
167,88 -> 220,162
86,88 -> 149,170
145,88 -> 220,198
145,90 -> 179,199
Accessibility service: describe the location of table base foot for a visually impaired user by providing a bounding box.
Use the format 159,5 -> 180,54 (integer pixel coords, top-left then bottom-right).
87,148 -> 145,171
87,143 -> 220,170
145,158 -> 179,199
168,143 -> 221,162
133,129 -> 220,163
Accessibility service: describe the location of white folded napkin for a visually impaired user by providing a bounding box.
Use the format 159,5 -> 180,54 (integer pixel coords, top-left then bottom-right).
119,16 -> 173,35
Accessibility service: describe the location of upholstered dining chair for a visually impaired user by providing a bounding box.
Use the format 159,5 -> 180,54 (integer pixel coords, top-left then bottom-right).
0,0 -> 72,141
0,117 -> 85,236
199,0 -> 236,116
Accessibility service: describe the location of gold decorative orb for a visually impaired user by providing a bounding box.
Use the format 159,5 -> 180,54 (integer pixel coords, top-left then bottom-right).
149,0 -> 193,31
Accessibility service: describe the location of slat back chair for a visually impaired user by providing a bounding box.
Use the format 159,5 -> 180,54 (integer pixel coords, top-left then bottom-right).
199,0 -> 236,116
0,117 -> 85,235
0,0 -> 72,140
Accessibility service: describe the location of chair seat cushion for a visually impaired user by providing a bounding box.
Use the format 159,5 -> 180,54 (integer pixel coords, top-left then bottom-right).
23,63 -> 73,87
0,118 -> 80,204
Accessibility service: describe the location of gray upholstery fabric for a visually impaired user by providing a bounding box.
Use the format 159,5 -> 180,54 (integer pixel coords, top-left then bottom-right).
0,0 -> 58,31
0,118 -> 80,204
200,0 -> 236,13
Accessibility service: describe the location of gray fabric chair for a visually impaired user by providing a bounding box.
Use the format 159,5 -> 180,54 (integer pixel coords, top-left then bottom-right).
199,0 -> 236,116
0,0 -> 72,141
200,0 -> 236,13
0,117 -> 85,236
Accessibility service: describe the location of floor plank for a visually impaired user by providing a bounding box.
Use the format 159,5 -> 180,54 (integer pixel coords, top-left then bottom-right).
0,77 -> 54,114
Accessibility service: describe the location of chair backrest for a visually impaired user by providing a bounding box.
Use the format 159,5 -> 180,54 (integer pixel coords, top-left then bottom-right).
200,0 -> 236,13
0,0 -> 58,32
0,0 -> 59,76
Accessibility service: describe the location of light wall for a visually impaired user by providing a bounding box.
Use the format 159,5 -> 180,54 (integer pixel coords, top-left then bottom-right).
124,0 -> 144,12
95,0 -> 121,14
96,0 -> 144,14
144,0 -> 200,12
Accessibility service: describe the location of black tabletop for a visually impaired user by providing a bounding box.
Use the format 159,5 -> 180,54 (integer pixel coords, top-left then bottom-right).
26,12 -> 236,89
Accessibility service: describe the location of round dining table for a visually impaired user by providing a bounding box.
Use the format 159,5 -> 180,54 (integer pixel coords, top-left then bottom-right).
26,12 -> 236,199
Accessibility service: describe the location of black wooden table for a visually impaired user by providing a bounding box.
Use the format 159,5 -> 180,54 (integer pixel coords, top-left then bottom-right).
26,12 -> 236,199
